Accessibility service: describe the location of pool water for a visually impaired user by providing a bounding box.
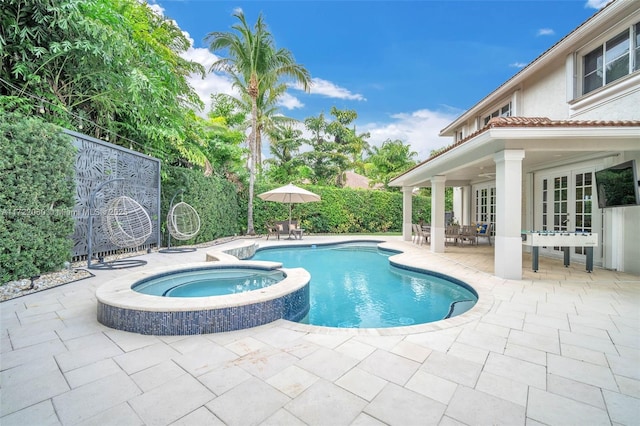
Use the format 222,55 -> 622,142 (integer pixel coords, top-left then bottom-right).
132,268 -> 286,297
251,243 -> 477,328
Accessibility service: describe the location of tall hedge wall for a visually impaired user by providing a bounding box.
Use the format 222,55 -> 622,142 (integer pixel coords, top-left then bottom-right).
161,166 -> 241,245
245,183 -> 433,235
0,114 -> 76,283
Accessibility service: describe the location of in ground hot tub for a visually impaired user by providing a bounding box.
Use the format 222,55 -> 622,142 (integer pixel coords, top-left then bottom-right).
96,261 -> 310,335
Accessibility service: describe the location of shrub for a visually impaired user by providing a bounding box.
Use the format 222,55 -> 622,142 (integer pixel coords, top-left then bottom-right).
0,113 -> 76,283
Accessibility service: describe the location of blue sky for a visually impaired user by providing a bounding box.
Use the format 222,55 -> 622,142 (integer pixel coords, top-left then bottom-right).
152,0 -> 608,161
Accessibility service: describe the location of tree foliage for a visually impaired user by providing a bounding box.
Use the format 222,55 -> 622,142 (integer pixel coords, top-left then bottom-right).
365,139 -> 418,190
206,10 -> 311,234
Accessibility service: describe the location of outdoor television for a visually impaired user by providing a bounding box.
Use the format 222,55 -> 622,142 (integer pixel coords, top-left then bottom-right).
595,160 -> 640,209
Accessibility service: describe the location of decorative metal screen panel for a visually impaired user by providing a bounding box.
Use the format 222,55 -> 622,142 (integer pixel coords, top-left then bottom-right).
64,130 -> 161,260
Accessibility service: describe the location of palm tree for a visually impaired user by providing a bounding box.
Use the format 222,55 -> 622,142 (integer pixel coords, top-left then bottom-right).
206,10 -> 311,234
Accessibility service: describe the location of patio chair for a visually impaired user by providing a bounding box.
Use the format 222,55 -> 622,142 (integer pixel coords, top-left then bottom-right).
266,222 -> 280,240
412,224 -> 426,245
421,224 -> 431,245
445,225 -> 461,246
459,225 -> 478,246
477,222 -> 493,246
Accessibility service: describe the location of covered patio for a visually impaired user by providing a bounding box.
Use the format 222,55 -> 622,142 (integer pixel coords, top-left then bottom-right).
390,117 -> 640,280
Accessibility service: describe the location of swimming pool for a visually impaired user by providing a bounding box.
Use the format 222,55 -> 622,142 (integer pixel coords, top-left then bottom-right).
251,242 -> 477,328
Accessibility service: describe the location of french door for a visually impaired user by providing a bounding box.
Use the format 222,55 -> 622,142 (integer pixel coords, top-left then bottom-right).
535,167 -> 601,265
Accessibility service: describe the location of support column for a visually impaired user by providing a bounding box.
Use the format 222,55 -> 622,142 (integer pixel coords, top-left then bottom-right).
494,150 -> 525,279
431,176 -> 446,253
402,187 -> 413,241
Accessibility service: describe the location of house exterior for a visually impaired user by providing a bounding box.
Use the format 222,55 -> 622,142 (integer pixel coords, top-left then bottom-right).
390,0 -> 640,279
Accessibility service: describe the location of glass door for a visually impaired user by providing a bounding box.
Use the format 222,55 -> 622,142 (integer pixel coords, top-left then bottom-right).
535,167 -> 600,264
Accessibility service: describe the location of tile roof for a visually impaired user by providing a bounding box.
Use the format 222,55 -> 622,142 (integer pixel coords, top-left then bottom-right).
393,116 -> 640,181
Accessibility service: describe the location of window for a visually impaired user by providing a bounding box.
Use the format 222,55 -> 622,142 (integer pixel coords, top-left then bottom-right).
483,103 -> 511,126
582,21 -> 639,95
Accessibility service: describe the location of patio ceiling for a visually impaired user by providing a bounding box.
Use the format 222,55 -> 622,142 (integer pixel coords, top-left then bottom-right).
390,119 -> 640,188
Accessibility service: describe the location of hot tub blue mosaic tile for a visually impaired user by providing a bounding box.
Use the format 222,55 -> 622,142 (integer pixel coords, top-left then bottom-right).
97,284 -> 310,335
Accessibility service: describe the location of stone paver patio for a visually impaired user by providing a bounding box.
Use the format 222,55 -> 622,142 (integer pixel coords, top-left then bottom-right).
1,235 -> 639,425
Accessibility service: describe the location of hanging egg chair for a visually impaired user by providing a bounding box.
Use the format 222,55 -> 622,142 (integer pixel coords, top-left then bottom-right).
102,195 -> 153,248
167,201 -> 201,241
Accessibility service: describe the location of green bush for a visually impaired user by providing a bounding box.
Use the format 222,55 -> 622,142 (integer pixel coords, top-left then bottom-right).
161,166 -> 241,245
0,113 -> 76,283
248,183 -> 435,234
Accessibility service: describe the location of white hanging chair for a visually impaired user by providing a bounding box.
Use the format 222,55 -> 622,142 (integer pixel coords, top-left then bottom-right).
102,195 -> 153,248
167,201 -> 200,241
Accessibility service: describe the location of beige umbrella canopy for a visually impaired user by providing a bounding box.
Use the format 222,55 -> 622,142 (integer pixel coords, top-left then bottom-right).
258,183 -> 321,225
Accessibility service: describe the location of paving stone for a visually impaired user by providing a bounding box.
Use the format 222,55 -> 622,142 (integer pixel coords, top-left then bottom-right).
503,343 -> 547,366
603,390 -> 640,425
64,358 -> 123,388
207,377 -> 290,425
475,371 -> 528,406
172,341 -> 238,376
559,342 -> 608,365
484,352 -> 546,389
1,368 -> 69,416
350,412 -> 387,425
170,407 -> 224,426
197,365 -> 252,396
266,365 -> 319,398
447,341 -> 489,365
129,374 -> 215,426
365,382 -> 446,425
103,329 -> 160,352
508,329 -> 560,354
224,336 -> 268,356
113,342 -> 182,375
1,339 -> 68,370
0,400 -> 61,426
547,373 -> 606,409
358,349 -> 420,385
233,346 -> 299,380
77,402 -> 144,426
607,353 -> 640,381
130,360 -> 187,392
446,385 -> 525,425
547,353 -> 618,391
559,329 -> 618,355
260,408 -> 307,426
52,371 -> 141,425
335,367 -> 387,401
405,369 -> 458,405
390,339 -> 432,362
0,356 -> 60,388
456,328 -> 507,353
286,379 -> 367,425
296,347 -> 359,381
421,350 -> 483,387
527,387 -> 610,425
334,339 -> 376,360
405,328 -> 461,352
55,333 -> 124,372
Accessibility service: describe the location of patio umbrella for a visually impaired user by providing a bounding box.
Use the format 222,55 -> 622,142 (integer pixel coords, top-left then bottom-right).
258,183 -> 321,225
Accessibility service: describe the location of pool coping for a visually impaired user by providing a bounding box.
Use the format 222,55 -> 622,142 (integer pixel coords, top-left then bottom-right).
95,260 -> 310,312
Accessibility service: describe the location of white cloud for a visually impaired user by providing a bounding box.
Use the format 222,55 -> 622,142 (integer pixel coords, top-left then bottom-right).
278,93 -> 305,110
361,108 -> 460,162
536,28 -> 555,36
509,62 -> 528,68
585,0 -> 613,9
295,78 -> 366,101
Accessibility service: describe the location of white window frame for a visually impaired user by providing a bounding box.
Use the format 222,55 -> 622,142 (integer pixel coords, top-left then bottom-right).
579,20 -> 640,96
482,102 -> 511,126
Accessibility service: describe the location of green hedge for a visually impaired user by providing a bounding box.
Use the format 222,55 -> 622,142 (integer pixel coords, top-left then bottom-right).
0,113 -> 76,283
161,166 -> 241,245
247,183 -> 433,234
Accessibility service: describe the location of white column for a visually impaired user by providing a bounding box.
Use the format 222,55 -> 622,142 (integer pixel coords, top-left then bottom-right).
431,176 -> 446,253
402,187 -> 413,241
494,150 -> 525,279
